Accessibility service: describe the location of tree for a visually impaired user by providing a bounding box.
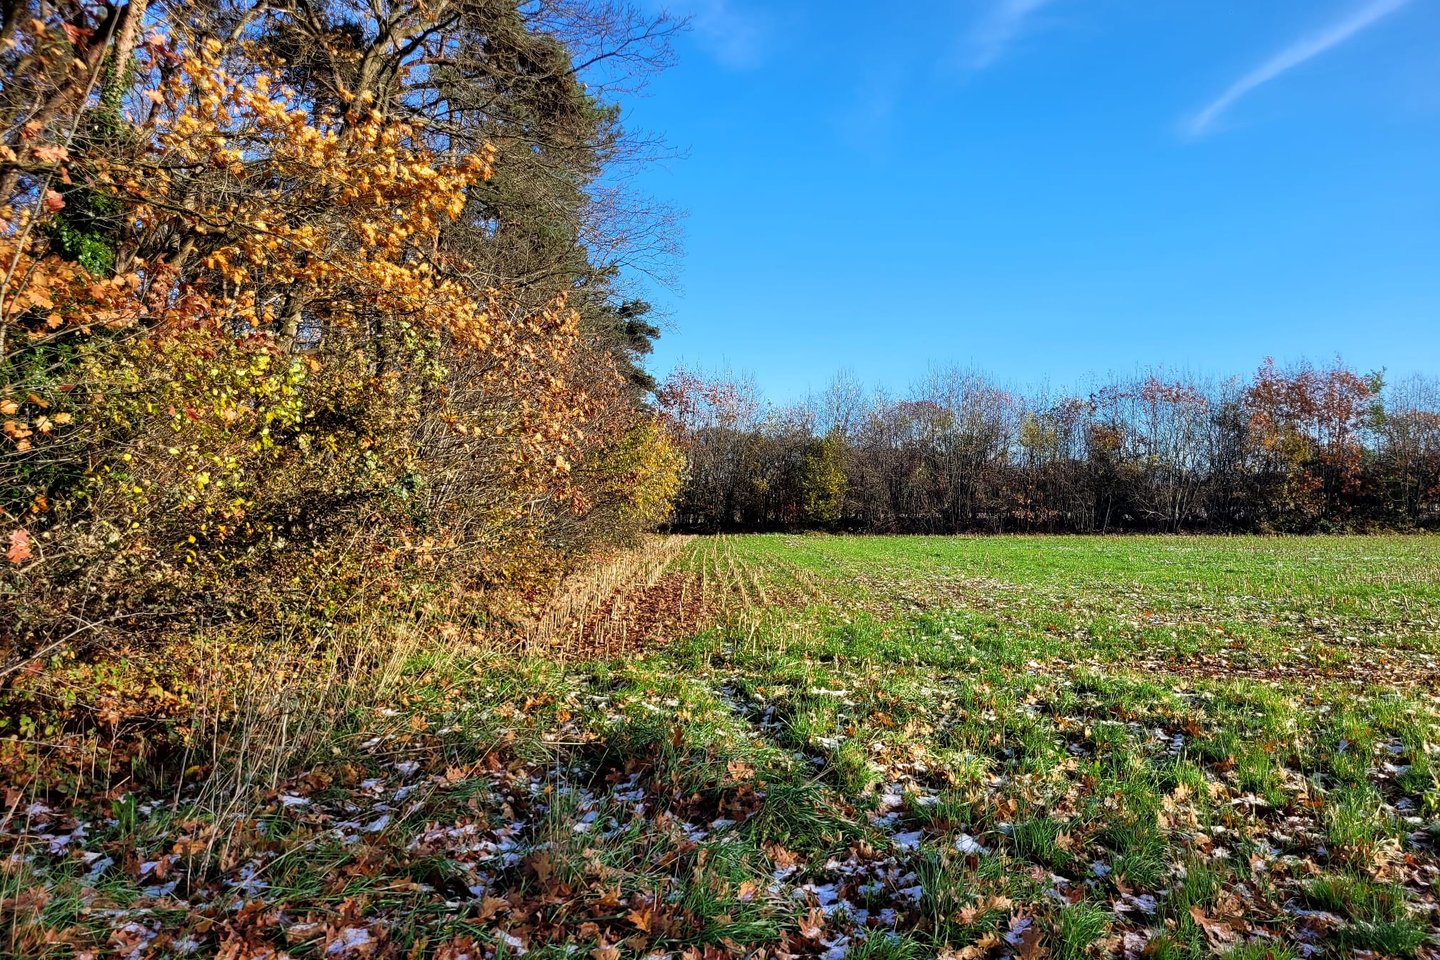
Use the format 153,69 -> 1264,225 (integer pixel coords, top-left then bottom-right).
801,431 -> 848,526
1246,358 -> 1381,529
1,2 -> 683,665
1374,374 -> 1440,527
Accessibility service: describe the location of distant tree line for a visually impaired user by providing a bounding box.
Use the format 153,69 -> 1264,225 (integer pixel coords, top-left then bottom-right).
659,359 -> 1440,533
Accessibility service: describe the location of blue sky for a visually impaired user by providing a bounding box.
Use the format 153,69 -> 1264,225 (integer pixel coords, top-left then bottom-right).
620,0 -> 1440,401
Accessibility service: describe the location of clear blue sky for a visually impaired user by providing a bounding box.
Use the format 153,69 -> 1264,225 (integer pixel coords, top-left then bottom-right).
619,0 -> 1440,401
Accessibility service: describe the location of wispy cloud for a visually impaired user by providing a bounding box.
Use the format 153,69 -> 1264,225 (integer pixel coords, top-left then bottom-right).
966,0 -> 1063,70
1184,0 -> 1418,138
665,0 -> 770,70
836,67 -> 906,158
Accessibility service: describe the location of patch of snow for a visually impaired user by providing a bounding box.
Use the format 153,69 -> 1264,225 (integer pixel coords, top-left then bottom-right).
891,830 -> 923,852
326,927 -> 374,956
954,833 -> 987,855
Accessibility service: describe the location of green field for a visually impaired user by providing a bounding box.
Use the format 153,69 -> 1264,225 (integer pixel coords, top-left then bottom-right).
8,535 -> 1440,958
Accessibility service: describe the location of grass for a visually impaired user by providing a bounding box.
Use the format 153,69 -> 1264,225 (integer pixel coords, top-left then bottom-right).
2,534 -> 1439,958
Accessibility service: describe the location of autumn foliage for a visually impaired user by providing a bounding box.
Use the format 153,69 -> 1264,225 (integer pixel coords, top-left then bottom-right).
663,361 -> 1440,534
0,10 -> 682,685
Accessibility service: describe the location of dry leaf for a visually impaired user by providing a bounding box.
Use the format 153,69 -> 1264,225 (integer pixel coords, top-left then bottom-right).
7,528 -> 32,564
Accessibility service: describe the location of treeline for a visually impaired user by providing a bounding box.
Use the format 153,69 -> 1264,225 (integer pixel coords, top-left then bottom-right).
0,0 -> 684,664
660,360 -> 1440,534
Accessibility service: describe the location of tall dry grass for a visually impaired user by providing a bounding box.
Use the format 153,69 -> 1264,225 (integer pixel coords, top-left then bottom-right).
2,533 -> 700,901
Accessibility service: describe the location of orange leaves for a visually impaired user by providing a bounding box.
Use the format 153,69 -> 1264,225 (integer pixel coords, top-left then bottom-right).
624,903 -> 653,933
33,144 -> 68,165
6,528 -> 31,564
0,234 -> 145,345
796,906 -> 827,941
119,50 -> 501,354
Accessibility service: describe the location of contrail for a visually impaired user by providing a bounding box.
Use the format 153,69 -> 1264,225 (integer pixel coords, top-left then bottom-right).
1184,0 -> 1417,138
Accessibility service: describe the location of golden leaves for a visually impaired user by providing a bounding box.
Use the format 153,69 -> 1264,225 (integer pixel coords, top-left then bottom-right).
3,419 -> 34,448
1,34 -> 672,656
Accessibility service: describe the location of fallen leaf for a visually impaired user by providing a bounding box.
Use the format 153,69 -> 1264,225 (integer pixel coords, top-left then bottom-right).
7,528 -> 31,564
